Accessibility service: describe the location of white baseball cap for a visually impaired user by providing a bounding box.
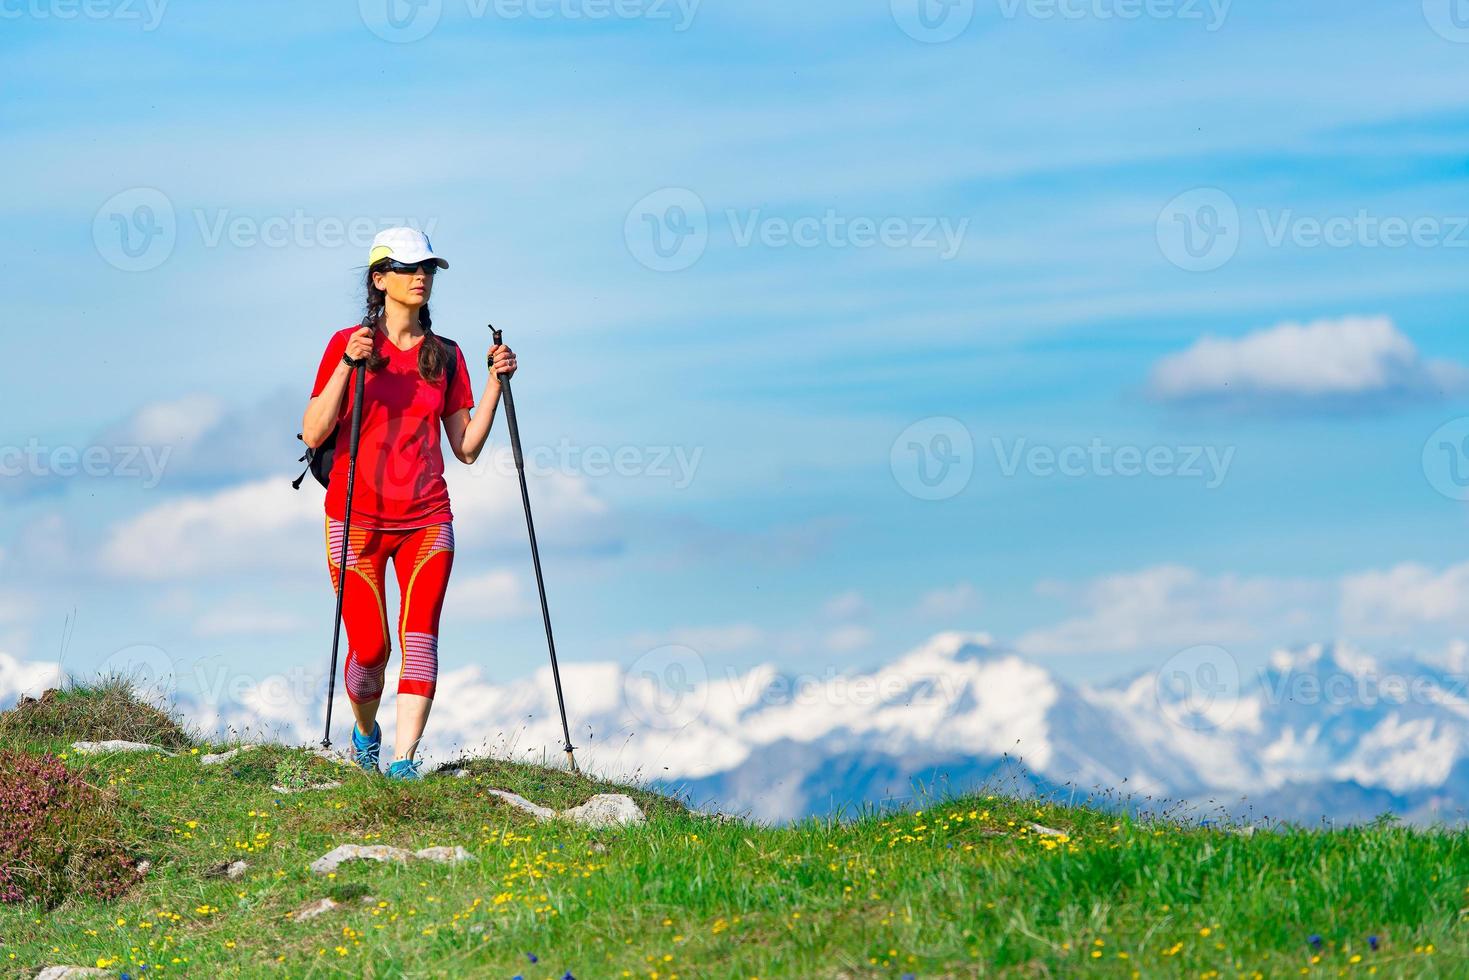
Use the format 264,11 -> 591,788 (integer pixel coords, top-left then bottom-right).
368,227 -> 449,269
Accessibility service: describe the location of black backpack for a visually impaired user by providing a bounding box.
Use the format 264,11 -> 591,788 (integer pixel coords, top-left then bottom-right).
293,336 -> 460,490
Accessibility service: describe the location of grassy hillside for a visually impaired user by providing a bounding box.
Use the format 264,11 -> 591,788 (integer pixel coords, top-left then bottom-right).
0,682 -> 1466,978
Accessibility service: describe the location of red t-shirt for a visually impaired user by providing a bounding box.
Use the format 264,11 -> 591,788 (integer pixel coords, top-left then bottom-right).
311,325 -> 476,530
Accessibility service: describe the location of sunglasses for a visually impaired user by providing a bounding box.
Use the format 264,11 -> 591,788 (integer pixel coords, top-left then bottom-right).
380,259 -> 439,276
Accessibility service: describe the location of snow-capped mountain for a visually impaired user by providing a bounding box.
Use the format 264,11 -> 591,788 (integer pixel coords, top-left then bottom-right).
11,631 -> 1468,825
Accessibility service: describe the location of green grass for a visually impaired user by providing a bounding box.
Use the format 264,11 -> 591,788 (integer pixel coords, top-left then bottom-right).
1,684 -> 1466,978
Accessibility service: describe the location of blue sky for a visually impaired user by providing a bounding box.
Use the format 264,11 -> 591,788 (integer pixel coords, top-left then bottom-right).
5,0 -> 1469,712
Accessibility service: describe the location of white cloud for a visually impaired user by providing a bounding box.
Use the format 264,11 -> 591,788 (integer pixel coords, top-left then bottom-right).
0,649 -> 60,704
97,451 -> 615,583
99,475 -> 321,581
821,590 -> 868,621
824,625 -> 873,653
1148,315 -> 1467,407
117,394 -> 226,447
627,624 -> 768,656
447,569 -> 532,621
1016,564 -> 1325,657
916,582 -> 980,618
193,597 -> 307,639
1340,561 -> 1469,635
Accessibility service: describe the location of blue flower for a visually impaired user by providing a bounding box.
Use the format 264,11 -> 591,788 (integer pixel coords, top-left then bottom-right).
1368,935 -> 1380,951
1307,934 -> 1323,950
562,973 -> 576,980
526,953 -> 538,963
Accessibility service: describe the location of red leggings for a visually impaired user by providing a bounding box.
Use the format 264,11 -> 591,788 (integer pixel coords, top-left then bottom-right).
325,518 -> 455,703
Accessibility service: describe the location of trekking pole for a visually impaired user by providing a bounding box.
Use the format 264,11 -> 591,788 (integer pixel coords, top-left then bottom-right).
491,325 -> 580,774
321,357 -> 368,750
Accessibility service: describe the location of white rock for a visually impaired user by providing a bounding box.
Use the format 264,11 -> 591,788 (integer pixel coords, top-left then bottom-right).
414,846 -> 473,864
136,860 -> 152,876
271,781 -> 342,794
312,746 -> 353,766
1028,822 -> 1066,837
200,745 -> 259,766
69,740 -> 171,756
292,897 -> 340,921
562,794 -> 646,828
35,969 -> 111,979
310,844 -> 413,875
487,789 -> 557,821
226,860 -> 249,879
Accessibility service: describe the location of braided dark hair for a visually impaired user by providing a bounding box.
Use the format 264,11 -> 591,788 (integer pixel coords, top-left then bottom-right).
361,260 -> 451,382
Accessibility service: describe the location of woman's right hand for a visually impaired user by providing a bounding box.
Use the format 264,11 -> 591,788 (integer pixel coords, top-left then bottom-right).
344,326 -> 374,364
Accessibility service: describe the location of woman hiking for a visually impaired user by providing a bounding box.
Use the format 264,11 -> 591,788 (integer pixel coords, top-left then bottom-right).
301,227 -> 516,779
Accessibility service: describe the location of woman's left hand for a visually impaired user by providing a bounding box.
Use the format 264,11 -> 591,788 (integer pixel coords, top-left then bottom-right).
489,343 -> 518,382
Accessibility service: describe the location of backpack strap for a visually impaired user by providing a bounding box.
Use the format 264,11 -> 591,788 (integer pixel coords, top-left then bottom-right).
440,336 -> 460,393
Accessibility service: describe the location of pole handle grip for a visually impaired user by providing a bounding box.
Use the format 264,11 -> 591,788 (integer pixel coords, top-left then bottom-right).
489,325 -> 507,379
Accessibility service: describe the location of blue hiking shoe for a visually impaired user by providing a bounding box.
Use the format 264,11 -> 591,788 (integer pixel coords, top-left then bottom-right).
385,758 -> 423,781
351,722 -> 381,773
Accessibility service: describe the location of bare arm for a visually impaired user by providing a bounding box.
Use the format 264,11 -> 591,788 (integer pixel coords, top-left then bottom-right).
301,327 -> 374,448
